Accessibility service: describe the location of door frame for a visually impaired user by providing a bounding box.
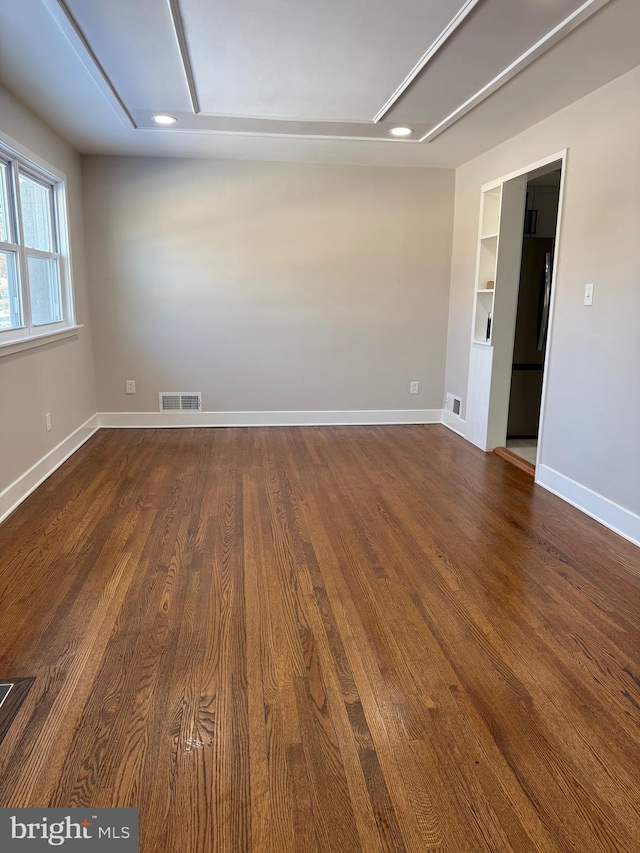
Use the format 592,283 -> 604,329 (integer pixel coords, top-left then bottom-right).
466,148 -> 568,470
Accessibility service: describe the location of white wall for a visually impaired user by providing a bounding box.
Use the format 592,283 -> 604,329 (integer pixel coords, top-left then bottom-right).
82,156 -> 454,417
0,84 -> 97,513
444,67 -> 640,518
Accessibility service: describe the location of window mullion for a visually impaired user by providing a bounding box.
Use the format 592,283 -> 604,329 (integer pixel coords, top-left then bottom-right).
50,180 -> 59,255
9,157 -> 32,332
23,247 -> 58,260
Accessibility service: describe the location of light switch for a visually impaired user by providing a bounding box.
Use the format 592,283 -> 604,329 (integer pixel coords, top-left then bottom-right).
584,283 -> 594,306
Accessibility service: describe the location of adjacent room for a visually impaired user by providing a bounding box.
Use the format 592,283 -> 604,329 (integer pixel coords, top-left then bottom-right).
0,0 -> 639,850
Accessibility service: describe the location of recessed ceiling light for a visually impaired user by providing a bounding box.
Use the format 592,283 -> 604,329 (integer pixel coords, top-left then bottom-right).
152,114 -> 178,126
389,126 -> 414,137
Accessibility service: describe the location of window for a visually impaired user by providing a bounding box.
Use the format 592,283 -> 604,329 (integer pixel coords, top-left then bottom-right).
0,143 -> 74,345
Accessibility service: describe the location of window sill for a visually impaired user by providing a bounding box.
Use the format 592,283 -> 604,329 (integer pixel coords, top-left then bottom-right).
0,324 -> 83,358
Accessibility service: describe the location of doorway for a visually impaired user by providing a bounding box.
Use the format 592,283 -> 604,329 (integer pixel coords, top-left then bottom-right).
505,167 -> 562,468
464,150 -> 566,468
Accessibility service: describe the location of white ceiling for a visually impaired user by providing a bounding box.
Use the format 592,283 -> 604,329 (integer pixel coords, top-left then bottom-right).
0,0 -> 638,168
181,0 -> 468,120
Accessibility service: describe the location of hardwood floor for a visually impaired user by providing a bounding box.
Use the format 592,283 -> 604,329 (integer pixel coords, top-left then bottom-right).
0,425 -> 639,852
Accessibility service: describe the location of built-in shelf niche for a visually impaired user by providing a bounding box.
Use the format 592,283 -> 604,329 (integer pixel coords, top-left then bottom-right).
472,186 -> 501,343
478,236 -> 497,292
466,173 -> 529,452
480,186 -> 501,237
474,291 -> 494,343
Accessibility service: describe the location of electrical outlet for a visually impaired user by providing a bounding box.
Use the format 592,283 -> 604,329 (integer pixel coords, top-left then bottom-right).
126,380 -> 136,394
410,381 -> 419,395
45,413 -> 52,432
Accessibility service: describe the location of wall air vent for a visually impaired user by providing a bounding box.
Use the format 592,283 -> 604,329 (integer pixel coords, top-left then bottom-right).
159,392 -> 202,413
445,392 -> 462,416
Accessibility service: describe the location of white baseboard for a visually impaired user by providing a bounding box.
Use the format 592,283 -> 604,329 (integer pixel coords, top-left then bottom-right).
536,464 -> 640,548
0,414 -> 99,525
442,409 -> 467,438
98,409 -> 444,428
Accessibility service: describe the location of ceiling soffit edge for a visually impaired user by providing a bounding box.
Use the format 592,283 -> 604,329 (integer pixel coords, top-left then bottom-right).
40,0 -> 136,128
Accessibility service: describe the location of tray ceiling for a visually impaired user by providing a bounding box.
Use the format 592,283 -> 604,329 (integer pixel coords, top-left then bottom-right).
0,0 -> 638,166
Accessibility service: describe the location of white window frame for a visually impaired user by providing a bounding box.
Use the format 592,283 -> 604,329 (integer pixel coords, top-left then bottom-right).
0,138 -> 78,354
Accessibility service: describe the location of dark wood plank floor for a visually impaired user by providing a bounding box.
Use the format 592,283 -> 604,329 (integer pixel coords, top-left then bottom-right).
0,425 -> 639,852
